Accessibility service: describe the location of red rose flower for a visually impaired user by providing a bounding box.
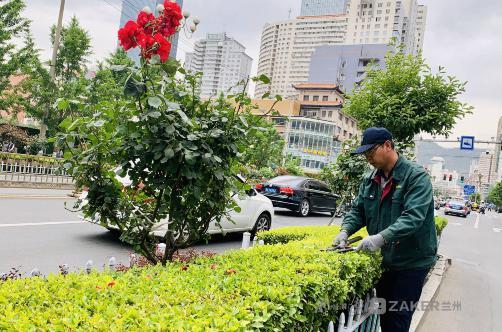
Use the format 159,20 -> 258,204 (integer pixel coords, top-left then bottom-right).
160,1 -> 182,37
107,281 -> 116,287
118,21 -> 141,51
154,34 -> 172,62
137,11 -> 156,34
181,265 -> 189,271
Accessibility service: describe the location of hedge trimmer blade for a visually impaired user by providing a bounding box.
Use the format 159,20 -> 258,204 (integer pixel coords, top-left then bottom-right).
322,236 -> 363,253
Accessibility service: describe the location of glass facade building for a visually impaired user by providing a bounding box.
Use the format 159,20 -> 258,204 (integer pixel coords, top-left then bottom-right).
119,0 -> 183,63
284,117 -> 342,172
300,0 -> 347,16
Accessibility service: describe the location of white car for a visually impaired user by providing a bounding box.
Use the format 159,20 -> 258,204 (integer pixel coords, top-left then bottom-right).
78,173 -> 274,239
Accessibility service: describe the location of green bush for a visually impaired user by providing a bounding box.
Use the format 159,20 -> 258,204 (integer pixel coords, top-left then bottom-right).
435,216 -> 448,236
0,152 -> 57,164
0,226 -> 381,331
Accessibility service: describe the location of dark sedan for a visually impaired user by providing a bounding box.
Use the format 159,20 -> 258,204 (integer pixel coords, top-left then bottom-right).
255,176 -> 338,217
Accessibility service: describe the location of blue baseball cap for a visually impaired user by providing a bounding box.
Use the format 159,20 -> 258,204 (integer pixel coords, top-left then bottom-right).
352,127 -> 393,155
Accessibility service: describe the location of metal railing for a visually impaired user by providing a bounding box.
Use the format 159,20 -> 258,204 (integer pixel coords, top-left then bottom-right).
0,158 -> 74,185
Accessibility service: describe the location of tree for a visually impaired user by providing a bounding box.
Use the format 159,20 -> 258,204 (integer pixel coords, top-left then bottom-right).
14,16 -> 92,139
56,4 -> 261,264
320,138 -> 370,208
345,49 -> 473,144
240,119 -> 284,170
487,182 -> 502,206
0,0 -> 31,110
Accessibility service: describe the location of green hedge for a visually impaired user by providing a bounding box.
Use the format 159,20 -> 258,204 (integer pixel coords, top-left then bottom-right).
0,152 -> 58,164
0,226 -> 381,331
435,216 -> 448,236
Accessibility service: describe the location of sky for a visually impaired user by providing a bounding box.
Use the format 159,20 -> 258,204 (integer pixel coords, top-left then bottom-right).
23,0 -> 502,142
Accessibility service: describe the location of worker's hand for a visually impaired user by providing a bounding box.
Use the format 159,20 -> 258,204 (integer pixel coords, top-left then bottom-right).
333,230 -> 349,248
355,234 -> 385,252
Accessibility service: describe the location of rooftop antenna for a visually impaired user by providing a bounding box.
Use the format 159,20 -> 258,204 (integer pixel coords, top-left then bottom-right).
288,8 -> 292,19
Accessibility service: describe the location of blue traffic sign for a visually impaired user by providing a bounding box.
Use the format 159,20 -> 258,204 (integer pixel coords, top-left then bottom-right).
460,136 -> 475,150
463,184 -> 476,195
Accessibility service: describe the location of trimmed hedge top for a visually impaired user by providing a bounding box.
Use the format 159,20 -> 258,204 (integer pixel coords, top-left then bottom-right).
0,226 -> 381,331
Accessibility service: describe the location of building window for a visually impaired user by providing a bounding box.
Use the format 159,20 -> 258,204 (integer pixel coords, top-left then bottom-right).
339,114 -> 343,121
303,95 -> 309,101
344,130 -> 347,136
322,96 -> 329,101
328,111 -> 333,118
322,110 -> 326,117
313,95 -> 319,101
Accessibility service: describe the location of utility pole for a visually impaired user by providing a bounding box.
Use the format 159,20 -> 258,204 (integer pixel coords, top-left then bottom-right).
39,0 -> 65,140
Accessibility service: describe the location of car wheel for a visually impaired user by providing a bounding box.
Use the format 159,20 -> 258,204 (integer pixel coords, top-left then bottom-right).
298,199 -> 311,217
251,212 -> 271,239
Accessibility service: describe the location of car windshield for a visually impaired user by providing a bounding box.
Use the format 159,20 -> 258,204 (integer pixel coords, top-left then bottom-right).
268,176 -> 306,187
449,201 -> 465,206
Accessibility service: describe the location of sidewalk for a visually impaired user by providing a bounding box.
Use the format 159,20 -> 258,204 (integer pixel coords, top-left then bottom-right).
0,187 -> 74,198
417,261 -> 493,331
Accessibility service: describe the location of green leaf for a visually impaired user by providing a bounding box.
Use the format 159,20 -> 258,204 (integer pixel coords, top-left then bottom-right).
148,96 -> 162,108
164,148 -> 175,159
239,115 -> 249,127
59,117 -> 73,130
262,92 -> 271,99
57,99 -> 70,110
148,111 -> 161,119
258,74 -> 270,84
176,110 -> 192,126
124,76 -> 146,97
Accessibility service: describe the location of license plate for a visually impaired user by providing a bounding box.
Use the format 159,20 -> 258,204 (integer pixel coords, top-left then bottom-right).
265,188 -> 277,193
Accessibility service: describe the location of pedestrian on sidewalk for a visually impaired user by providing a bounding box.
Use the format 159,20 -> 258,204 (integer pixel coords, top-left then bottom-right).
333,127 -> 437,332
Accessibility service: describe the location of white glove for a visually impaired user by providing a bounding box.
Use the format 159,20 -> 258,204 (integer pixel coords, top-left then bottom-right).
333,230 -> 349,248
356,234 -> 385,252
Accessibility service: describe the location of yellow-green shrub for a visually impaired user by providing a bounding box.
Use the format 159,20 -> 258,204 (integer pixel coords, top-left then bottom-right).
0,226 -> 381,331
435,216 -> 448,236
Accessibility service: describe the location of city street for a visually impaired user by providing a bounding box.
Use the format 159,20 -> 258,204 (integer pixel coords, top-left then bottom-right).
0,188 -> 338,276
3,188 -> 502,331
419,209 -> 502,332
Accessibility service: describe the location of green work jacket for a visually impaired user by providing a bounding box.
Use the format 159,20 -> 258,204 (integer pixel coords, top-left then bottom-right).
342,155 -> 437,271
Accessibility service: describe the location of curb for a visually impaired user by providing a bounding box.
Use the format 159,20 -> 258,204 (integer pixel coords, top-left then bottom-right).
409,255 -> 452,332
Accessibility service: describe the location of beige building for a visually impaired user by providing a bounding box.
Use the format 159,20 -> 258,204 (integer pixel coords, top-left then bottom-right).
345,0 -> 426,55
251,84 -> 360,172
255,14 -> 348,99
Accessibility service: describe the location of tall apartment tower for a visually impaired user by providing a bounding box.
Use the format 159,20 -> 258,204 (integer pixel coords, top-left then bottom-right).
300,0 -> 348,16
344,0 -> 426,55
119,0 -> 183,63
255,15 -> 348,98
255,1 -> 426,98
184,33 -> 253,98
495,116 -> 502,181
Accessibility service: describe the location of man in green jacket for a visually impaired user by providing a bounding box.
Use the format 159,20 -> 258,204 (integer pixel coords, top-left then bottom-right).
333,127 -> 437,332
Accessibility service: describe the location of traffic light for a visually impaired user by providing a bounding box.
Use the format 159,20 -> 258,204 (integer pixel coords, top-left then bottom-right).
460,176 -> 465,183
443,174 -> 447,181
449,175 -> 453,182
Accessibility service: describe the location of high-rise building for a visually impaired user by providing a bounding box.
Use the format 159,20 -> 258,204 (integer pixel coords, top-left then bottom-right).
308,44 -> 390,92
415,5 -> 427,52
255,15 -> 348,98
255,1 -> 426,98
119,0 -> 183,63
344,0 -> 426,55
184,33 -> 253,98
300,0 -> 348,16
